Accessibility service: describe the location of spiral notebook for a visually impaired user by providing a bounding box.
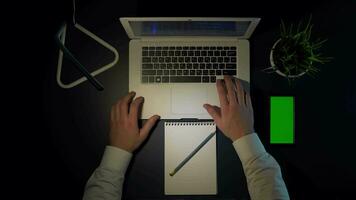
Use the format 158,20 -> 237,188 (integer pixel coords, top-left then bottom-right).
164,121 -> 217,195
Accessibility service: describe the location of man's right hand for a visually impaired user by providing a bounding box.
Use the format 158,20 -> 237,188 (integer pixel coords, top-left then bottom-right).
203,76 -> 254,141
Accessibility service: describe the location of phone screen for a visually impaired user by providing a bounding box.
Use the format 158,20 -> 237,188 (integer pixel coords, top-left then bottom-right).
270,96 -> 295,144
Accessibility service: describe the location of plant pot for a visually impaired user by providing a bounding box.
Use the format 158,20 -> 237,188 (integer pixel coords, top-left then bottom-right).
270,39 -> 307,78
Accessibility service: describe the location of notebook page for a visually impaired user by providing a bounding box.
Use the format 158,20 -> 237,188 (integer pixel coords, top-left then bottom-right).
164,122 -> 217,195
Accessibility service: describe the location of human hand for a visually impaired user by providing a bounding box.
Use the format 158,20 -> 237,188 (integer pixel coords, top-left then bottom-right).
203,76 -> 254,141
109,91 -> 160,152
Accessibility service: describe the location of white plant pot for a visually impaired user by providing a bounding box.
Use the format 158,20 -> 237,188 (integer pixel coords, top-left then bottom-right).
270,39 -> 307,78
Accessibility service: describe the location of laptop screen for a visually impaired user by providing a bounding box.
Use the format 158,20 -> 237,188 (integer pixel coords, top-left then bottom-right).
128,21 -> 251,37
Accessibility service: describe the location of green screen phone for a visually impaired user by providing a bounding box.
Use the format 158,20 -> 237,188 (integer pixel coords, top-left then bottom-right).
270,96 -> 295,144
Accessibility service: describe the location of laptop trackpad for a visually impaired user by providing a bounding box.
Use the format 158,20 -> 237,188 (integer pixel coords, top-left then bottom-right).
171,86 -> 207,114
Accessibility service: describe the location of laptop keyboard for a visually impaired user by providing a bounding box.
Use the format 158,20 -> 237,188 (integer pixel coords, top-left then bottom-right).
141,46 -> 237,83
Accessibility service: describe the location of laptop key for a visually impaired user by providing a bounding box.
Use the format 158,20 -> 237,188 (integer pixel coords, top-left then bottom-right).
221,51 -> 226,56
182,51 -> 187,56
156,51 -> 162,56
186,64 -> 192,69
231,57 -> 237,63
206,64 -> 212,69
142,70 -> 156,75
210,76 -> 216,82
170,70 -> 176,75
199,64 -> 205,69
223,70 -> 237,75
180,64 -> 187,69
203,70 -> 209,75
142,64 -> 153,69
219,63 -> 225,69
170,76 -> 201,83
190,70 -> 196,75
162,76 -> 169,83
183,70 -> 189,75
142,57 -> 151,63
157,70 -> 163,75
209,70 -> 215,75
226,64 -> 237,69
173,64 -> 179,69
216,70 -> 222,75
142,47 -> 149,50
227,51 -> 236,56
149,76 -> 155,83
164,70 -> 170,75
177,70 -> 182,75
202,76 -> 210,82
142,51 -> 148,56
160,64 -> 166,69
155,76 -> 161,83
196,70 -> 202,76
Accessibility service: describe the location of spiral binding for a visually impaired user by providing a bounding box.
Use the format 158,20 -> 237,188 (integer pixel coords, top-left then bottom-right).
165,122 -> 215,126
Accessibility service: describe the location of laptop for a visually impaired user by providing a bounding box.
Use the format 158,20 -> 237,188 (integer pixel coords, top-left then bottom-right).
120,17 -> 260,119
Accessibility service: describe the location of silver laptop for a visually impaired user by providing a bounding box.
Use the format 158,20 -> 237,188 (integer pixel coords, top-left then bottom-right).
120,17 -> 260,119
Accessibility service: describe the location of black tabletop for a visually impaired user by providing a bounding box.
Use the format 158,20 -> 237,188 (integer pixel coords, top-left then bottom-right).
34,0 -> 356,199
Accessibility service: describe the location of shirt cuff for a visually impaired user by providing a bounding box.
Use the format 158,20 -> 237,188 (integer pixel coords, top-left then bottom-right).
232,133 -> 266,164
99,146 -> 133,172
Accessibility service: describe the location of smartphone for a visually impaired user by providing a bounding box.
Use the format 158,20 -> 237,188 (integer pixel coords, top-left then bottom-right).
270,96 -> 295,144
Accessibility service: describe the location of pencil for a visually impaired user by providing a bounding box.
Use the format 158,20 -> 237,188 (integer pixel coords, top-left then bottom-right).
169,131 -> 216,177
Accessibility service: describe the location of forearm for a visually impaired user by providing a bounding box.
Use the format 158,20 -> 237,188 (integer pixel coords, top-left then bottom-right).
233,133 -> 289,200
83,146 -> 132,200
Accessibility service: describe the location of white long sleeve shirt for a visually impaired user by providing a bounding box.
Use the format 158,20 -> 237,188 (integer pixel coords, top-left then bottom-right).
83,133 -> 289,200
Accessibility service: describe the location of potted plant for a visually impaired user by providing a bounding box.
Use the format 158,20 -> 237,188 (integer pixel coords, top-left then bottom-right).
267,17 -> 330,80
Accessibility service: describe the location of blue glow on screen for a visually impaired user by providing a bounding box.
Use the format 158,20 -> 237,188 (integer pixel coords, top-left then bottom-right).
129,21 -> 251,36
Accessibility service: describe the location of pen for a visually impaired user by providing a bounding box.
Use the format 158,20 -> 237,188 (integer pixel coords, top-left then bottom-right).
170,131 -> 216,177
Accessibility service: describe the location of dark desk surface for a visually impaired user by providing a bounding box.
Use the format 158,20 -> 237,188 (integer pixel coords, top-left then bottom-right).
39,0 -> 356,199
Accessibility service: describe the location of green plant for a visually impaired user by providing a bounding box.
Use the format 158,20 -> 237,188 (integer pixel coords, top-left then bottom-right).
272,17 -> 330,79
